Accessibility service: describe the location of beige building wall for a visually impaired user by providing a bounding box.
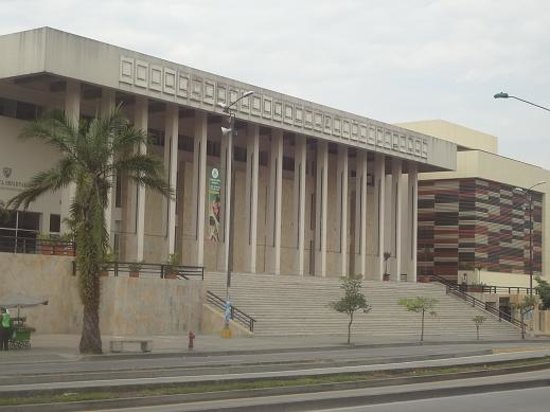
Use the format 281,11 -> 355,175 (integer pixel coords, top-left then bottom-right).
396,120 -> 498,153
0,253 -> 204,336
0,116 -> 62,229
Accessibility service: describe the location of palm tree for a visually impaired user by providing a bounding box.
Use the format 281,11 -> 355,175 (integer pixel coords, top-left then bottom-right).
7,107 -> 172,354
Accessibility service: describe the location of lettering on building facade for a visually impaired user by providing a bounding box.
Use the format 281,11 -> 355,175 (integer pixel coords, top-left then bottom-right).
0,166 -> 27,190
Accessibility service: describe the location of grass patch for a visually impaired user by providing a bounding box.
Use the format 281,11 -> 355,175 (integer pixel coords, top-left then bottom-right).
2,356 -> 550,406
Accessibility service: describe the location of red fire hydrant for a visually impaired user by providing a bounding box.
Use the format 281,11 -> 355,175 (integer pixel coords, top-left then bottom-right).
188,330 -> 196,351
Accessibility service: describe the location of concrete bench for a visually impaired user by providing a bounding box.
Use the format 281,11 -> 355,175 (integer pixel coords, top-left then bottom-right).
109,339 -> 153,353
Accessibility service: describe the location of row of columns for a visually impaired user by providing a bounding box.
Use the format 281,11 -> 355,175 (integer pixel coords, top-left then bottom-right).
58,81 -> 418,280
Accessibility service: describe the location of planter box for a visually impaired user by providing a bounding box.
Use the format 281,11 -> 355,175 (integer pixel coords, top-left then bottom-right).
39,244 -> 54,255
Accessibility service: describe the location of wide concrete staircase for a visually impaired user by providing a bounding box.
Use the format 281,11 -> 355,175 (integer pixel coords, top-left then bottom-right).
205,272 -> 522,341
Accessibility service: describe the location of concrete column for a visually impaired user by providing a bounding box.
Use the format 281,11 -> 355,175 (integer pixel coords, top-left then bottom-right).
267,130 -> 283,275
337,146 -> 349,277
192,111 -> 207,266
392,158 -> 403,282
221,126 -> 234,272
61,80 -> 80,234
134,96 -> 148,261
357,150 -> 368,279
164,104 -> 179,256
294,135 -> 307,276
315,141 -> 328,277
245,124 -> 259,273
100,89 -> 116,248
409,163 -> 418,282
376,154 -> 386,280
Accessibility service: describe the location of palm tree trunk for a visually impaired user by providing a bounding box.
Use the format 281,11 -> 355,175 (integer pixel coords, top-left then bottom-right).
80,302 -> 102,353
77,210 -> 104,354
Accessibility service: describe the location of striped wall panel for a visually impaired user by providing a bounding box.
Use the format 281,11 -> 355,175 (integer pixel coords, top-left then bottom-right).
418,178 -> 542,282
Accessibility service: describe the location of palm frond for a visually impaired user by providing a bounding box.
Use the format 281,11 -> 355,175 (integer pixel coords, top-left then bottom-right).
19,109 -> 79,157
6,163 -> 76,209
111,124 -> 148,154
113,154 -> 174,198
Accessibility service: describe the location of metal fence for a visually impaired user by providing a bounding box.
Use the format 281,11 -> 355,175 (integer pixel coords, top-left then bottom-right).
72,261 -> 204,280
0,235 -> 75,256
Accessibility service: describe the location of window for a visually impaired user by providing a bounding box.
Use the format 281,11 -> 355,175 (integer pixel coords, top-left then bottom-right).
0,97 -> 42,120
50,214 -> 61,233
0,210 -> 41,253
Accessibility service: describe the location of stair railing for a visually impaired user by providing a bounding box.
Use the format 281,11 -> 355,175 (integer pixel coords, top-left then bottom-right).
429,274 -> 526,330
462,284 -> 531,295
206,290 -> 256,332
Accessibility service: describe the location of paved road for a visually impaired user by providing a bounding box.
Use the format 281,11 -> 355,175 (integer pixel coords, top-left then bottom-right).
2,346 -> 550,393
88,370 -> 550,411
2,338 -> 550,411
317,387 -> 550,412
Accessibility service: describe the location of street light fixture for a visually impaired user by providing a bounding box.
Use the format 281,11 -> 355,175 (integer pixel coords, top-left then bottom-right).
219,91 -> 254,335
494,93 -> 549,294
493,92 -> 550,113
513,181 -> 546,294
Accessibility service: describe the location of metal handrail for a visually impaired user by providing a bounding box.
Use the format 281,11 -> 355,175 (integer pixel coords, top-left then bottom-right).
430,274 -> 526,330
206,290 -> 256,332
72,261 -> 204,280
461,284 -> 531,295
0,235 -> 75,256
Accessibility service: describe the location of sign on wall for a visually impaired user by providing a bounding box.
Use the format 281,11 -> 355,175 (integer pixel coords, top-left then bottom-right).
208,167 -> 221,242
0,166 -> 26,190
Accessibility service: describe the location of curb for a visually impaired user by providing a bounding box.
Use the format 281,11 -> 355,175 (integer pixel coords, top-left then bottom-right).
79,338 -> 537,361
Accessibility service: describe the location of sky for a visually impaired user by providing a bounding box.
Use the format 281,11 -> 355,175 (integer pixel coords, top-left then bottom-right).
2,0 -> 550,169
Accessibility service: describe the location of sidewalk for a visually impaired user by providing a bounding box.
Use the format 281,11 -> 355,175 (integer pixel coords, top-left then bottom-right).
1,332 -> 550,363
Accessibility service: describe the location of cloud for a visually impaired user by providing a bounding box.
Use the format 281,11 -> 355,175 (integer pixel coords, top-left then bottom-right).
1,0 -> 549,168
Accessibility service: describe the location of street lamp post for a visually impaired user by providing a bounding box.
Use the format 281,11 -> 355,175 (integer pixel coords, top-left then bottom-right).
218,91 -> 254,336
494,91 -> 549,295
514,182 -> 546,294
493,92 -> 550,112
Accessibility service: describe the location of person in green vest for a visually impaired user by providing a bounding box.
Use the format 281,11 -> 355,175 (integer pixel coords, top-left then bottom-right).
0,307 -> 13,350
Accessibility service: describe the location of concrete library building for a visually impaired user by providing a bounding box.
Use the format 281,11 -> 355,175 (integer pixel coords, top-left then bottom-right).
0,27 -> 457,282
2,28 -> 550,339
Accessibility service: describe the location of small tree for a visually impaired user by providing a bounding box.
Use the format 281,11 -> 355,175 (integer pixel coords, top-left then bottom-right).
512,295 -> 538,340
534,276 -> 550,310
472,315 -> 486,340
398,296 -> 438,342
329,277 -> 371,344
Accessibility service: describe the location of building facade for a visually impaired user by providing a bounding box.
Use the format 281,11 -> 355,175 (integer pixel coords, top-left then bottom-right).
0,27 -> 456,281
417,177 -> 542,280
398,120 -> 548,285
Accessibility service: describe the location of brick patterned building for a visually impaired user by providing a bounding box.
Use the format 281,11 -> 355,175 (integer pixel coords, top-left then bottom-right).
418,178 -> 542,282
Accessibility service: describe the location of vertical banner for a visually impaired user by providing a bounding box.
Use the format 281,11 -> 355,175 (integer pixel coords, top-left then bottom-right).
208,167 -> 221,241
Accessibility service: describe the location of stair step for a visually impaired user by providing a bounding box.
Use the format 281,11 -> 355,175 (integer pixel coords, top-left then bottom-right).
205,272 -> 520,339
